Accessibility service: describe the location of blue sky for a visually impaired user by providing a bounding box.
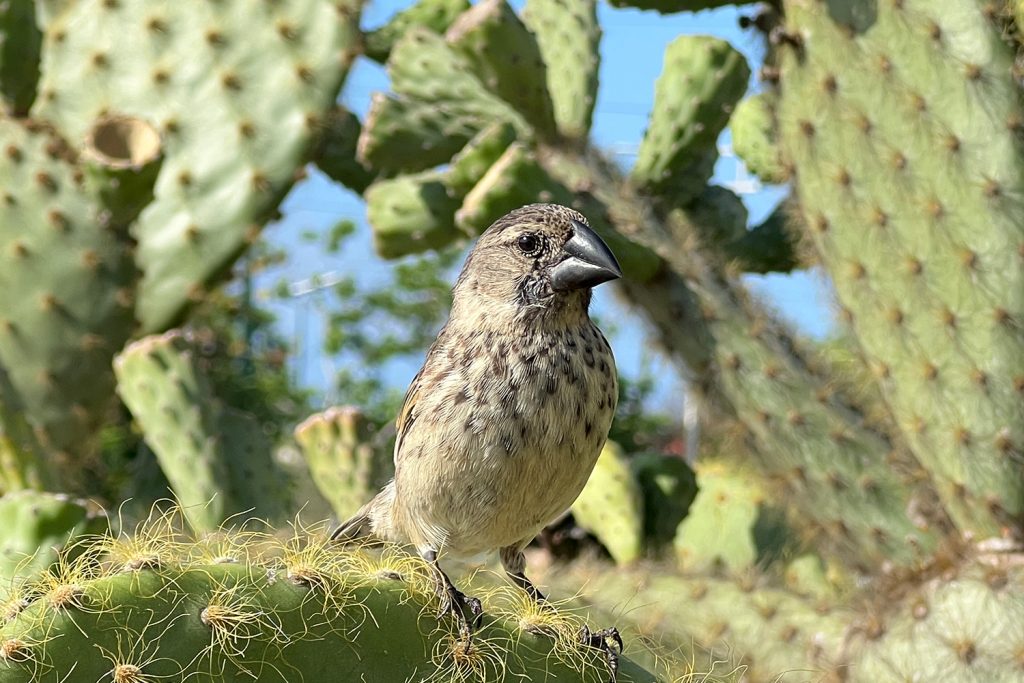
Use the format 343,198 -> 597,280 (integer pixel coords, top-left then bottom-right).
257,0 -> 835,410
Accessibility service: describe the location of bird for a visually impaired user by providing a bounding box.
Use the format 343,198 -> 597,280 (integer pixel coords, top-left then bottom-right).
332,203 -> 622,674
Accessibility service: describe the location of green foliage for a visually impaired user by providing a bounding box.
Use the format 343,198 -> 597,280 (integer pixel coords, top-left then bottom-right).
632,35 -> 750,203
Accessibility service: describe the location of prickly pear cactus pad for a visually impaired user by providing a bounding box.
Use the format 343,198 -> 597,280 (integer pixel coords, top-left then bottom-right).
571,442 -> 644,566
0,517 -> 657,683
445,0 -> 559,141
0,117 -> 150,466
778,0 -> 1024,535
362,0 -> 470,64
32,0 -> 363,332
521,0 -> 601,142
0,491 -> 105,586
632,35 -> 750,202
294,406 -> 394,522
114,332 -> 289,533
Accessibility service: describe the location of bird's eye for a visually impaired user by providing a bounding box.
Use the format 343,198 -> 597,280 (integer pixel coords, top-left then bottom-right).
517,233 -> 540,255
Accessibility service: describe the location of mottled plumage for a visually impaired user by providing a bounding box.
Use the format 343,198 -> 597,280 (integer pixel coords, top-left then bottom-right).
333,203 -> 622,671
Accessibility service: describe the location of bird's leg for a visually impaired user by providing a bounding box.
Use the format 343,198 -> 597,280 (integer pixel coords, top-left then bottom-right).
500,546 -> 622,683
422,550 -> 483,642
579,624 -> 624,682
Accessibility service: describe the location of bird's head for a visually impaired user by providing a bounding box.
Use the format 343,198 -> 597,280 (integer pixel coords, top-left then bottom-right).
452,204 -> 622,322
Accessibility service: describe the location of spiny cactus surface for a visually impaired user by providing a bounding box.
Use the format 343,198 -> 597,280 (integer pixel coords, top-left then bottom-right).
32,0 -> 363,332
0,117 -> 156,470
294,406 -> 394,522
0,519 -> 656,683
114,332 -> 289,533
778,0 -> 1024,536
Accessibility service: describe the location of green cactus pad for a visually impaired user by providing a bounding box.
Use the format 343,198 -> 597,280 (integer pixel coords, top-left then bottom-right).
357,92 -> 486,174
362,0 -> 470,64
365,170 -> 462,259
0,117 -> 154,468
630,453 -> 696,552
725,206 -> 800,274
445,0 -> 559,141
456,142 -> 572,236
778,0 -> 1024,535
674,460 -> 789,572
686,185 -> 749,248
571,442 -> 644,566
386,28 -> 530,138
656,225 -> 943,568
852,561 -> 1024,683
632,35 -> 750,202
522,0 -> 601,141
310,106 -> 374,194
535,559 -> 849,682
113,332 -> 289,533
0,0 -> 41,115
729,92 -> 786,184
0,525 -> 656,683
294,406 -> 394,522
33,0 -> 362,332
444,121 -> 517,200
607,0 -> 758,12
0,491 -> 105,586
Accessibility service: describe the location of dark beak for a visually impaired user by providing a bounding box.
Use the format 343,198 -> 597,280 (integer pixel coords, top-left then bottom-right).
549,220 -> 623,292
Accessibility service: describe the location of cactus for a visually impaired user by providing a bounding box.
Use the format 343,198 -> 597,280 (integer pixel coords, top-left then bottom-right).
0,116 -> 159,478
607,0 -> 758,12
521,0 -> 600,142
0,491 -> 105,586
310,106 -> 374,194
571,442 -> 644,566
729,93 -> 786,184
0,521 -> 656,683
0,0 -> 41,115
113,332 -> 289,533
674,460 -> 790,572
445,0 -> 559,141
631,453 -> 696,552
32,0 -> 363,332
776,0 -> 1024,536
364,170 -> 462,259
445,121 -> 518,200
293,407 -> 394,522
631,35 -> 750,203
362,0 -> 470,64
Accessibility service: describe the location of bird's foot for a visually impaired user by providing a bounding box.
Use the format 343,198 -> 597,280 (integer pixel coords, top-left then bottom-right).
439,582 -> 484,644
578,624 -> 622,683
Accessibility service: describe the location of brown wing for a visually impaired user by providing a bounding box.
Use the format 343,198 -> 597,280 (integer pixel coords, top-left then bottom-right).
392,365 -> 424,466
392,325 -> 451,466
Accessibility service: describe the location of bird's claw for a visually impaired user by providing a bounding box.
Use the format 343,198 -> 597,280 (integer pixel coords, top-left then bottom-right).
578,624 -> 622,683
438,584 -> 485,644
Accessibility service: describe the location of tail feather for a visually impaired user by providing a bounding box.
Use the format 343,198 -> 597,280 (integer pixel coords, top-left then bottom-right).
330,481 -> 396,543
330,507 -> 371,542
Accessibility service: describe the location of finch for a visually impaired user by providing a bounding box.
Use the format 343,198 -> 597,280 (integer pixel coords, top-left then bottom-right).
333,203 -> 622,671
